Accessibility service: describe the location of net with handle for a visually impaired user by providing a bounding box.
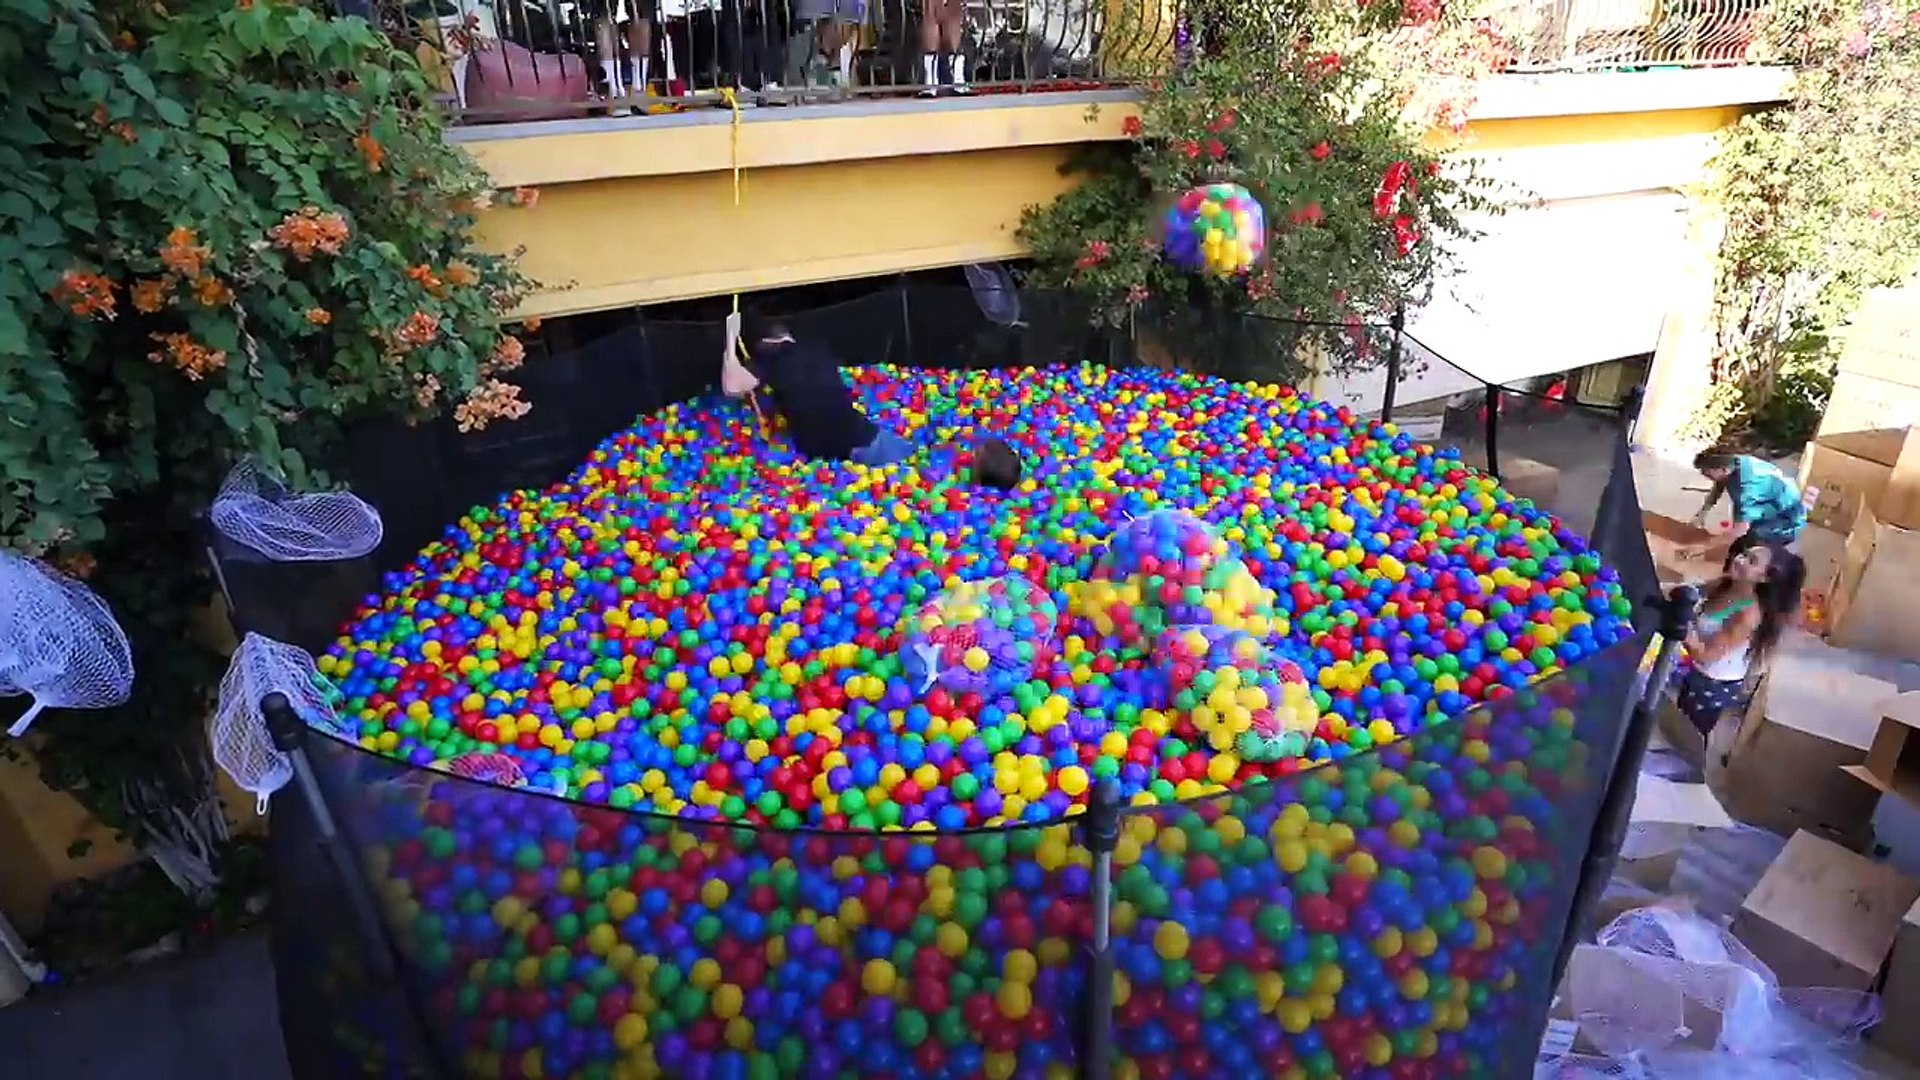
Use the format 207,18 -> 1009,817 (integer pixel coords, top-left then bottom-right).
0,552 -> 135,737
210,633 -> 351,812
210,458 -> 383,562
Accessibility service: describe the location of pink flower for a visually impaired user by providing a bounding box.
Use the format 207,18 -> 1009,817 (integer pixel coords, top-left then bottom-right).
1310,141 -> 1331,161
1122,115 -> 1144,137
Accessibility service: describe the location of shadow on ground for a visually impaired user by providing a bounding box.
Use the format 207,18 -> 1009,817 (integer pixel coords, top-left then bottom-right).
0,933 -> 289,1080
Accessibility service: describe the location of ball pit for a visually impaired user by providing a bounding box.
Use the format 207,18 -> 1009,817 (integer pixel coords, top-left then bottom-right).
304,364 -> 1642,1078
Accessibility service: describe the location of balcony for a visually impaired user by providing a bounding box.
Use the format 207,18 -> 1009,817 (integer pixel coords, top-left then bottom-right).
372,0 -> 1778,126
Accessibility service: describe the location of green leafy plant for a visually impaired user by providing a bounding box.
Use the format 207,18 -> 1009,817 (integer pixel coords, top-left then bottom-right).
2,0 -> 533,858
1689,0 -> 1920,443
1018,0 -> 1502,380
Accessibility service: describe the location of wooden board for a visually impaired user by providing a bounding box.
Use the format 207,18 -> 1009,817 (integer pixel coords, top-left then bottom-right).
1821,371 -> 1920,442
1731,830 -> 1920,991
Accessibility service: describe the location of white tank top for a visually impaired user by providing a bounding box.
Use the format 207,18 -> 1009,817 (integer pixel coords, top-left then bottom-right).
1693,598 -> 1755,682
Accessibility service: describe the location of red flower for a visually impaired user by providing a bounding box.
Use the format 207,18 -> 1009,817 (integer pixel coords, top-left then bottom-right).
1310,141 -> 1331,161
1289,203 -> 1325,227
1206,110 -> 1237,134
1121,115 -> 1144,138
1179,140 -> 1201,161
1310,53 -> 1342,76
1206,139 -> 1226,161
1392,215 -> 1421,257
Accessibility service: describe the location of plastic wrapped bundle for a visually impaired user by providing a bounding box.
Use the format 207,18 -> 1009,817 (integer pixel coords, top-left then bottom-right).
211,458 -> 383,562
900,576 -> 1058,699
0,552 -> 135,737
1154,625 -> 1318,761
433,752 -> 570,796
1157,182 -> 1267,279
210,633 -> 350,811
1081,510 -> 1280,643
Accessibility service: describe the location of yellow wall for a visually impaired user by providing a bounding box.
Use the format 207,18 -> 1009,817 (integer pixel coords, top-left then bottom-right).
466,97 -> 1766,319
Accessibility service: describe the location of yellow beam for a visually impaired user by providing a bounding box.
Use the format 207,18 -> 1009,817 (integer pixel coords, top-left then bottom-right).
460,97 -> 1138,189
465,100 -> 1763,318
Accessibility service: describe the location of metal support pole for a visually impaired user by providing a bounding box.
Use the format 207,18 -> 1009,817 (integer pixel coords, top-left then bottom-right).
1381,305 -> 1405,424
1551,585 -> 1700,986
898,279 -> 915,367
1484,384 -> 1502,480
262,694 -> 454,1080
1080,779 -> 1122,1080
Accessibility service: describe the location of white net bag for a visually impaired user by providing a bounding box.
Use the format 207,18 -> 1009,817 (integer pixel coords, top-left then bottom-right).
0,552 -> 135,737
1556,905 -> 1881,1070
210,633 -> 350,812
210,458 -> 382,561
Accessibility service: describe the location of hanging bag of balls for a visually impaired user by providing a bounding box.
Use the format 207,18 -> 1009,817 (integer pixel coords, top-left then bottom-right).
900,576 -> 1059,700
1155,181 -> 1268,280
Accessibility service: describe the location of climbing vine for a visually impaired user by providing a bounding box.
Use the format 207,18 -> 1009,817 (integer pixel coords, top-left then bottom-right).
1017,0 -> 1508,378
1690,0 -> 1920,446
1,0 -> 531,853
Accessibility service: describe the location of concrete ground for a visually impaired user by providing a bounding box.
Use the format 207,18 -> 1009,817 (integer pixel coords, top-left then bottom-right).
0,933 -> 288,1080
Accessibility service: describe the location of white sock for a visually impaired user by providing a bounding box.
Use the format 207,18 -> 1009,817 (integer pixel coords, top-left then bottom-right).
947,52 -> 966,86
837,43 -> 852,84
922,52 -> 938,86
600,58 -> 623,96
630,57 -> 649,93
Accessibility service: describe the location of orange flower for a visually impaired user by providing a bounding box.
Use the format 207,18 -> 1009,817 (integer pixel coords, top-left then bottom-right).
111,122 -> 136,143
50,269 -> 117,320
267,206 -> 350,261
484,334 -> 526,374
91,104 -> 109,126
455,379 -> 531,432
114,30 -> 138,50
130,277 -> 172,314
147,332 -> 227,380
393,311 -> 440,350
159,226 -> 208,279
507,187 -> 539,208
353,128 -> 385,173
522,316 -> 542,333
193,275 -> 234,307
305,307 -> 332,326
444,261 -> 479,287
407,264 -> 445,297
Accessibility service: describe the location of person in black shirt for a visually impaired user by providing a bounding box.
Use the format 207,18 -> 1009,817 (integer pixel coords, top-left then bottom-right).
734,314 -> 911,465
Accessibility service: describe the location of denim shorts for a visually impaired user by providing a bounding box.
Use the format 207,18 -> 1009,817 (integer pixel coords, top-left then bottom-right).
850,428 -> 911,467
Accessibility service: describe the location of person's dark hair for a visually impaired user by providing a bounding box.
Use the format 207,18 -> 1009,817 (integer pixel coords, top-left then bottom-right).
1712,538 -> 1805,666
1693,448 -> 1739,473
744,309 -> 792,345
972,436 -> 1023,491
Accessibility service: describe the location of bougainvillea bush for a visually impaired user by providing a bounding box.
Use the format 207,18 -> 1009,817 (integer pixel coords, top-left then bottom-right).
1018,0 -> 1504,377
1,0 -> 531,842
1690,0 -> 1920,444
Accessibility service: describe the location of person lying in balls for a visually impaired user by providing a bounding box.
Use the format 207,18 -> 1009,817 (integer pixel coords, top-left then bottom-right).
969,435 -> 1023,491
728,312 -> 913,466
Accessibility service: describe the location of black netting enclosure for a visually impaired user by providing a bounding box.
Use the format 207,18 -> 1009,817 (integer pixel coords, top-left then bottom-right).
218,283 -> 1663,1080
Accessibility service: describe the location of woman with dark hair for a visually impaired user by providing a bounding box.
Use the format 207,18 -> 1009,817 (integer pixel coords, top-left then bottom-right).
1677,539 -> 1806,740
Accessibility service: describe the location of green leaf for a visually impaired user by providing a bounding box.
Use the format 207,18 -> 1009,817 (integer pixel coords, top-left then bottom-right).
154,98 -> 188,127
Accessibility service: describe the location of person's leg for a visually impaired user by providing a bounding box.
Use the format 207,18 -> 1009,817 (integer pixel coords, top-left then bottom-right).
917,0 -> 943,94
939,0 -> 966,93
851,429 -> 913,467
624,11 -> 653,96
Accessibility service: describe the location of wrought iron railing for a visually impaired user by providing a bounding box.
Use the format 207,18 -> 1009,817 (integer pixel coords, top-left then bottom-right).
359,0 -> 1773,126
1503,0 -> 1771,71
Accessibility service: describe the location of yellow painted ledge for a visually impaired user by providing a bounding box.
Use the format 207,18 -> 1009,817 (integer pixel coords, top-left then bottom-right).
455,93 -> 1139,189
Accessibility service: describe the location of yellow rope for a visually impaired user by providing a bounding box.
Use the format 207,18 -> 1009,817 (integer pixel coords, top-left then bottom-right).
717,88 -> 769,436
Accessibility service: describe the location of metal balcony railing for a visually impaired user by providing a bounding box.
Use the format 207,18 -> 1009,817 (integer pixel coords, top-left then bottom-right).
1503,0 -> 1771,71
362,0 -> 1771,126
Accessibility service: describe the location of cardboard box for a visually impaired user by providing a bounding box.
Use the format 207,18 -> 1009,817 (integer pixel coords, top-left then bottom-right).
1722,651 -> 1894,848
1841,693 -> 1920,803
1730,830 -> 1920,991
1821,370 -> 1920,442
1800,428 -> 1920,532
1642,510 -> 1729,587
1874,897 -> 1920,1065
1828,501 -> 1920,662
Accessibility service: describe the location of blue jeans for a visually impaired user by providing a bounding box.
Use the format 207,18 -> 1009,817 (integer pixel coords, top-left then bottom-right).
850,429 -> 911,467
